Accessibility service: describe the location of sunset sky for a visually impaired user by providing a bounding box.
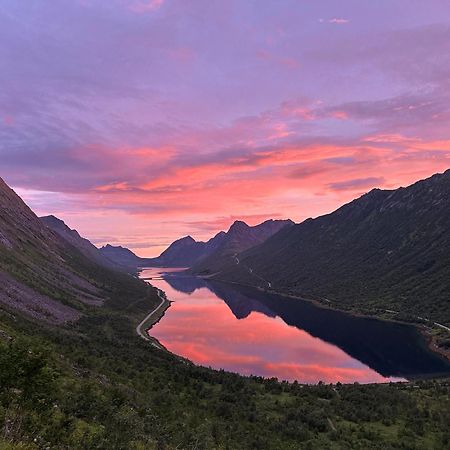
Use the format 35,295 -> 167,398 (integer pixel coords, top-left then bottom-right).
1,0 -> 450,256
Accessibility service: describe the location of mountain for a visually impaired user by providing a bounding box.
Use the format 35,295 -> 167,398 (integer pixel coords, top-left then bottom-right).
99,243 -> 149,268
148,231 -> 228,267
148,234 -> 211,267
2,175 -> 450,449
190,219 -> 294,275
214,169 -> 450,326
100,231 -> 228,269
99,219 -> 292,270
0,178 -> 109,322
40,215 -> 120,269
148,235 -> 207,267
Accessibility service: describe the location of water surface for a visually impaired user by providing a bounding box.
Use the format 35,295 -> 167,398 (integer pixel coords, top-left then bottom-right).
141,268 -> 450,384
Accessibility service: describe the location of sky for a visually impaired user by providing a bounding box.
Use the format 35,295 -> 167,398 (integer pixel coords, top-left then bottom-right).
1,0 -> 450,256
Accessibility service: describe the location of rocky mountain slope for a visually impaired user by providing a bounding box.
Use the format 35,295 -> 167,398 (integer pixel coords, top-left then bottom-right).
0,178 -> 119,322
215,170 -> 450,325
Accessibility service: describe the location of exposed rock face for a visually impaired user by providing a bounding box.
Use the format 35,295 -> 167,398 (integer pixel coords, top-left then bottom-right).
0,272 -> 80,323
0,231 -> 12,249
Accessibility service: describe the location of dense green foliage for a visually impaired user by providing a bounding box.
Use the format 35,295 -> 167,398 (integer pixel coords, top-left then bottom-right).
218,170 -> 450,327
1,275 -> 450,449
2,173 -> 450,449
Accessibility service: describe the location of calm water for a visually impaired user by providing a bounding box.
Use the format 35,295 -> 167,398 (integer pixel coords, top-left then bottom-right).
140,268 -> 450,384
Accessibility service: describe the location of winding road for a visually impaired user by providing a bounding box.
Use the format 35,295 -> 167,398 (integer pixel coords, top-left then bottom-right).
136,290 -> 168,348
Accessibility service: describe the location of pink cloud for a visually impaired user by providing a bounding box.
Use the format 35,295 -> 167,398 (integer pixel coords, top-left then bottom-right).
3,115 -> 14,126
331,110 -> 349,120
128,0 -> 164,13
37,133 -> 449,256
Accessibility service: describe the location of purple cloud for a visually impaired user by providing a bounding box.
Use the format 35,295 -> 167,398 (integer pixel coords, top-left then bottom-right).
328,177 -> 385,192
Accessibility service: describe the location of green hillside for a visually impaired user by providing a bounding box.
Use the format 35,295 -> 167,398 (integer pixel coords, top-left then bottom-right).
1,176 -> 450,449
217,170 -> 450,328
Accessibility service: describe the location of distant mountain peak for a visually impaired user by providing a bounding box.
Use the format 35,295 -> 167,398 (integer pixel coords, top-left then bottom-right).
190,218 -> 294,274
175,235 -> 196,244
228,220 -> 250,232
101,244 -> 135,253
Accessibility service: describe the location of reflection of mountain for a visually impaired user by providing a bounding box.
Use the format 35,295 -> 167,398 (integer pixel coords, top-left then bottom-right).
163,274 -> 275,319
163,274 -> 450,379
163,274 -> 208,294
207,281 -> 276,320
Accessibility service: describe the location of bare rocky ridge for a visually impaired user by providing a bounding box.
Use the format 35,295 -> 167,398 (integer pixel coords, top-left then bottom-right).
0,272 -> 80,323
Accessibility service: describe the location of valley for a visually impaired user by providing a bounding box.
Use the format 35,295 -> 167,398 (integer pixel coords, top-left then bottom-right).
1,173 -> 450,449
3,2 -> 450,447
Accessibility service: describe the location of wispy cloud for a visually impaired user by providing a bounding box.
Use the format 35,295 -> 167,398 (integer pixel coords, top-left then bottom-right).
319,18 -> 350,24
1,1 -> 450,255
128,0 -> 164,13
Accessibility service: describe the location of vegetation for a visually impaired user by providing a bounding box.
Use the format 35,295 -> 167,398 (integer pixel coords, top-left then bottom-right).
217,170 -> 450,329
2,174 -> 450,448
1,271 -> 450,449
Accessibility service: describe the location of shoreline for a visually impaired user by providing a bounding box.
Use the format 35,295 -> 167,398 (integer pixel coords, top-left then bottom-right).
421,328 -> 450,363
135,289 -> 171,350
203,276 -> 450,365
138,270 -> 450,381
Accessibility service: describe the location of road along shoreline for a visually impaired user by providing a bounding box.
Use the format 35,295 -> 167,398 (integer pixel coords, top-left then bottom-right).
136,289 -> 171,349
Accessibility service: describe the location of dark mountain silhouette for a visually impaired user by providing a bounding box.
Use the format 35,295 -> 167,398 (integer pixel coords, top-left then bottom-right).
214,169 -> 450,326
99,231 -> 227,269
99,219 -> 292,270
147,232 -> 227,267
99,244 -> 149,269
41,215 -> 120,269
190,219 -> 294,275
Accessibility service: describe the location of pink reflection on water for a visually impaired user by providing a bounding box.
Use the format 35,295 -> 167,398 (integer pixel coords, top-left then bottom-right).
141,268 -> 400,384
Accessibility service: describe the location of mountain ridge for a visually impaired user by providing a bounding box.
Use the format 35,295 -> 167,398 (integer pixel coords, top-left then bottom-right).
40,215 -> 121,270
0,178 -> 108,322
189,218 -> 294,275
100,219 -> 293,269
211,169 -> 450,326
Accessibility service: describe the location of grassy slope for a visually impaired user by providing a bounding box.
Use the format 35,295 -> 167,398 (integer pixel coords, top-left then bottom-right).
1,176 -> 450,449
1,270 -> 450,450
217,170 -> 450,328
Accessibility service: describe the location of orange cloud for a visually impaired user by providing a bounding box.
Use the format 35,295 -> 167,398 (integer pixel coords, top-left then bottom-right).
31,131 -> 450,257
